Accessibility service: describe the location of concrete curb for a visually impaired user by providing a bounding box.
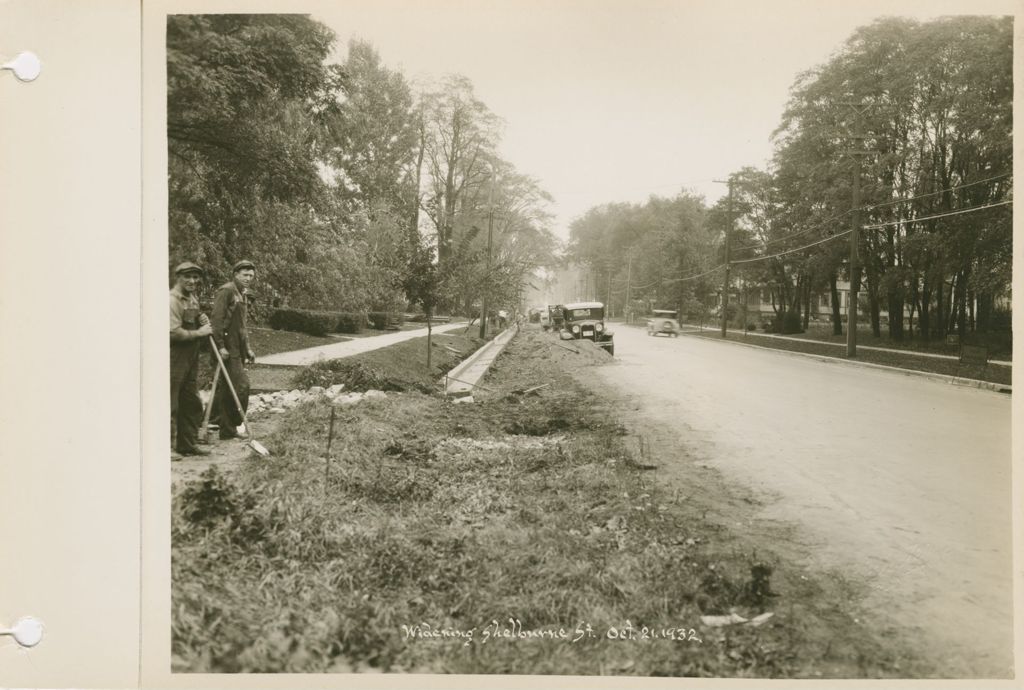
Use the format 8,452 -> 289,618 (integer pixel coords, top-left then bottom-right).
682,331 -> 1012,394
442,325 -> 518,398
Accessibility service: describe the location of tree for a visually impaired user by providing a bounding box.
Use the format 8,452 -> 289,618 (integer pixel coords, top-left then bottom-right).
419,75 -> 503,268
325,40 -> 420,220
772,16 -> 1012,342
167,14 -> 345,294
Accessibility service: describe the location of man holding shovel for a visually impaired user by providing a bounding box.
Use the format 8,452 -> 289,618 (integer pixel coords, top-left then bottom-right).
210,259 -> 257,440
169,262 -> 213,460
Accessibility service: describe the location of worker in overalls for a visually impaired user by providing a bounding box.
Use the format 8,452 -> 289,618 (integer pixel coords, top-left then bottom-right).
169,262 -> 213,459
210,259 -> 257,440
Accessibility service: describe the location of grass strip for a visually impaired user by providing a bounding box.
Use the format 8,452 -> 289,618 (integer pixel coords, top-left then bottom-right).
688,330 -> 1010,386
172,331 -> 929,676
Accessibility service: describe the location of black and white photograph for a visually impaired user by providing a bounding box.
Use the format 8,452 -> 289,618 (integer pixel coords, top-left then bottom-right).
165,1 -> 1015,679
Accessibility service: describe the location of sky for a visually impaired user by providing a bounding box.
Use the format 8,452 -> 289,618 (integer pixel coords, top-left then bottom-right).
312,0 -> 1016,241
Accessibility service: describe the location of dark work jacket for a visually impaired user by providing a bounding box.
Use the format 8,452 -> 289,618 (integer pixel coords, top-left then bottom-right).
211,280 -> 250,357
170,285 -> 202,380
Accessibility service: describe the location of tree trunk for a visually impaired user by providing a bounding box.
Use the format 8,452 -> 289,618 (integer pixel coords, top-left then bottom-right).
908,274 -> 919,340
935,276 -> 946,339
887,287 -> 905,342
968,287 -> 976,333
865,262 -> 881,337
409,117 -> 426,242
977,292 -> 992,334
802,280 -> 811,331
830,272 -> 842,336
919,271 -> 932,342
425,304 -> 433,370
956,268 -> 969,337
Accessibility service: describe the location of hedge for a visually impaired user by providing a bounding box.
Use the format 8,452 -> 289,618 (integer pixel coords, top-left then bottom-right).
367,311 -> 404,330
335,312 -> 366,334
268,308 -> 337,337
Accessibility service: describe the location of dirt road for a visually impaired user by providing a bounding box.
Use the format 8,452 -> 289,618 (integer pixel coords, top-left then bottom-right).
594,325 -> 1013,677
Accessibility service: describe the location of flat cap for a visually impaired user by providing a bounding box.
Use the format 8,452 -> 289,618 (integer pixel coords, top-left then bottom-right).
174,261 -> 204,275
232,259 -> 256,273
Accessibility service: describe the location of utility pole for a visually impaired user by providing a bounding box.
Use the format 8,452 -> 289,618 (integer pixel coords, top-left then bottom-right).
625,250 -> 633,324
714,176 -> 735,337
606,261 -> 613,317
479,163 -> 496,339
841,102 -> 876,357
847,153 -> 862,356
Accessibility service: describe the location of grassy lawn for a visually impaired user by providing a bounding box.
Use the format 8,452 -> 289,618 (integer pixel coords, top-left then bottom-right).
248,326 -> 349,356
778,323 -> 1012,360
683,329 -> 1010,387
290,330 -> 484,392
172,330 -> 928,676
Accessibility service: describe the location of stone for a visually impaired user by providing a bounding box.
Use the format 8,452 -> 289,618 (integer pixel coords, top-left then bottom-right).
333,392 -> 364,406
363,389 -> 386,401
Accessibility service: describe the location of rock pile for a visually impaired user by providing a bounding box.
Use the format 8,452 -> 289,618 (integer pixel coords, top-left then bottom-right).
246,384 -> 388,415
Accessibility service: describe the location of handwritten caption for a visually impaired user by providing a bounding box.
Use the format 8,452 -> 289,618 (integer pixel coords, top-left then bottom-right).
400,618 -> 703,647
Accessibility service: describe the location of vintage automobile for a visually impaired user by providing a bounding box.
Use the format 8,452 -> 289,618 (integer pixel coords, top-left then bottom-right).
560,301 -> 614,355
647,309 -> 680,337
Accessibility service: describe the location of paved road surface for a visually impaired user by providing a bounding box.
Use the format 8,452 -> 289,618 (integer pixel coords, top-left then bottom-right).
598,325 -> 1013,677
258,322 -> 470,366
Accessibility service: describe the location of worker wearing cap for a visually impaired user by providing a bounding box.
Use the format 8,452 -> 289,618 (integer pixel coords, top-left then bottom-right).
210,259 -> 257,440
170,262 -> 213,459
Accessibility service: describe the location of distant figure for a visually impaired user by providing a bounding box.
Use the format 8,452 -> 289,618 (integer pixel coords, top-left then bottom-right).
210,259 -> 256,440
169,262 -> 212,460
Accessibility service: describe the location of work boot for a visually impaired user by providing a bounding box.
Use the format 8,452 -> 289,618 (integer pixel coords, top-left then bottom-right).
171,451 -> 183,461
178,446 -> 211,457
219,428 -> 241,440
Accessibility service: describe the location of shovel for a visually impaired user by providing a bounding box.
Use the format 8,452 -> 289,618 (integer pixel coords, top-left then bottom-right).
209,337 -> 270,457
199,364 -> 220,444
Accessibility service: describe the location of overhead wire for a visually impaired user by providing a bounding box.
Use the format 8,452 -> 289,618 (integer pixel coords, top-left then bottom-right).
862,199 -> 1012,230
730,230 -> 853,264
729,173 -> 1010,251
595,179 -> 1011,296
860,172 -> 1011,212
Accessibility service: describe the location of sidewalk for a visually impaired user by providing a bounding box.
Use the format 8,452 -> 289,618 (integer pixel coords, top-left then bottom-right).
257,322 -> 471,366
679,324 -> 1011,367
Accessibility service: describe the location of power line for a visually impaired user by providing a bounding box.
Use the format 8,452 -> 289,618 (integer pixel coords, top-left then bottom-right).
728,174 -> 1010,253
732,209 -> 851,252
861,172 -> 1012,212
629,263 -> 725,291
670,264 -> 727,283
862,199 -> 1012,230
730,230 -> 853,265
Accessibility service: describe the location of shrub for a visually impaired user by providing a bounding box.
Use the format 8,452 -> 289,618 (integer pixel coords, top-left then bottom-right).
336,312 -> 366,334
293,359 -> 413,392
268,307 -> 336,336
746,323 -> 757,331
781,310 -> 804,334
367,311 -> 402,330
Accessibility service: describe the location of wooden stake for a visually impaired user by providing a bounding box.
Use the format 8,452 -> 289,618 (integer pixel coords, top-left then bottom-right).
325,406 -> 336,492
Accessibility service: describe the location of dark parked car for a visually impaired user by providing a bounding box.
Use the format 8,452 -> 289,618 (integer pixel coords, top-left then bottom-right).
560,301 -> 614,355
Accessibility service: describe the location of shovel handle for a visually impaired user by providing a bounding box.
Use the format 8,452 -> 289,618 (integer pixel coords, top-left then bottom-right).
209,337 -> 249,428
199,364 -> 221,437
